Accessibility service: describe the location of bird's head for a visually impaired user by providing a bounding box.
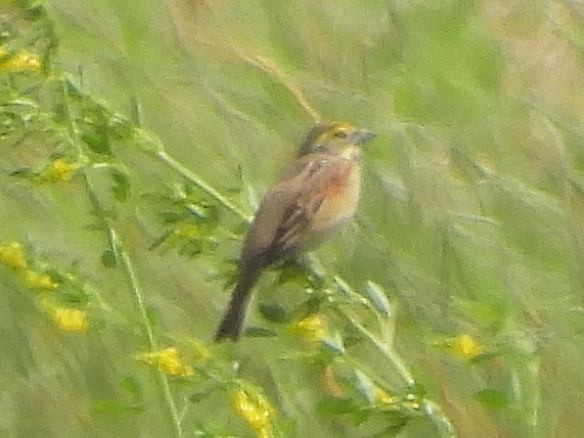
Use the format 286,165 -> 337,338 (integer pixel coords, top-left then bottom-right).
298,121 -> 376,159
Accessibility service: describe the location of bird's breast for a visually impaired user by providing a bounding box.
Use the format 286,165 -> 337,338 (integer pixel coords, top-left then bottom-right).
310,162 -> 361,235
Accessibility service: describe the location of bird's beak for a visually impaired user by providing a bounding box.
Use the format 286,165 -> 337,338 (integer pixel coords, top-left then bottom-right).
351,129 -> 377,145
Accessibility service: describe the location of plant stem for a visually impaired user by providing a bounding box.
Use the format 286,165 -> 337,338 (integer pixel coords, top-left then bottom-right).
333,307 -> 415,386
118,244 -> 183,438
155,149 -> 251,221
423,399 -> 456,438
60,78 -> 184,438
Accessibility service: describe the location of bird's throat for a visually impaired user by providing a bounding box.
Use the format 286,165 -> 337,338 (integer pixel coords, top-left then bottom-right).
340,144 -> 362,161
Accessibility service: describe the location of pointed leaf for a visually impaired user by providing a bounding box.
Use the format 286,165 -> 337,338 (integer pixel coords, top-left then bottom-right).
189,387 -> 218,403
110,167 -> 131,202
10,167 -> 34,178
101,249 -> 117,268
259,303 -> 288,323
321,332 -> 345,355
364,281 -> 391,318
120,376 -> 142,403
354,369 -> 376,404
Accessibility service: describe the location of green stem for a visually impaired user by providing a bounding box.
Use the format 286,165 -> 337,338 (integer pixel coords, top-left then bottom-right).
422,399 -> 456,438
60,79 -> 183,438
154,149 -> 251,221
333,307 -> 415,386
118,244 -> 183,438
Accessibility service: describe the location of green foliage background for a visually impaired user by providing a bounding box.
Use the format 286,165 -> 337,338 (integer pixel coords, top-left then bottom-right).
2,0 -> 584,436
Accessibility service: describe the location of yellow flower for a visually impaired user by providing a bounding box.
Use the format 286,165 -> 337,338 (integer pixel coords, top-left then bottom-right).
288,314 -> 324,345
375,388 -> 396,407
136,347 -> 194,377
24,270 -> 58,291
173,223 -> 199,239
0,242 -> 27,271
39,159 -> 78,183
443,334 -> 485,361
230,385 -> 275,438
402,393 -> 421,411
0,47 -> 41,73
48,306 -> 89,332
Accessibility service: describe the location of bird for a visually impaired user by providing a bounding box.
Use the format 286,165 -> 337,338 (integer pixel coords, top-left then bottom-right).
214,121 -> 376,341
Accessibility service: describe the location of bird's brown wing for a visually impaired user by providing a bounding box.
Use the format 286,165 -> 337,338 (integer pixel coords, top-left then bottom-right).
241,154 -> 351,267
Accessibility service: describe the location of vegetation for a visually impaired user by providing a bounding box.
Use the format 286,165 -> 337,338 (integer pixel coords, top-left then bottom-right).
2,0 -> 584,436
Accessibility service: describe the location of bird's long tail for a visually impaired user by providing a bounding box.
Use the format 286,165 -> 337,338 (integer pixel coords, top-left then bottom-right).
214,267 -> 261,342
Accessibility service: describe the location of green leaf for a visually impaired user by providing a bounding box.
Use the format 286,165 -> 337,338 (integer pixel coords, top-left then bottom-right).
178,240 -> 202,257
450,148 -> 488,182
244,326 -> 277,338
317,397 -> 359,415
289,295 -> 325,321
10,167 -> 34,178
91,400 -> 126,415
60,289 -> 90,306
259,303 -> 288,323
101,249 -> 117,268
161,212 -> 187,224
364,281 -> 391,318
145,307 -> 160,328
110,167 -> 131,202
81,125 -> 112,155
348,408 -> 371,426
185,203 -> 209,220
474,389 -> 509,411
120,376 -> 142,404
320,332 -> 345,356
354,369 -> 376,405
376,413 -> 409,437
189,387 -> 218,403
276,260 -> 310,286
149,230 -> 173,251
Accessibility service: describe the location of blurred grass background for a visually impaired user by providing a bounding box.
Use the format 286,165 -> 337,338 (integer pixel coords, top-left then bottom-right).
2,0 -> 584,436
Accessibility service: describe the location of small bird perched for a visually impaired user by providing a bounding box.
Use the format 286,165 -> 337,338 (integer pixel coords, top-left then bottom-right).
214,121 -> 375,341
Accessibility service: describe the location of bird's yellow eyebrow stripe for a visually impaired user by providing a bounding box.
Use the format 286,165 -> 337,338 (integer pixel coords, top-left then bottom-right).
331,122 -> 355,132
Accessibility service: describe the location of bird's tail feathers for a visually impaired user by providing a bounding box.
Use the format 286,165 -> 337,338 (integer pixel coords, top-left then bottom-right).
214,267 -> 260,342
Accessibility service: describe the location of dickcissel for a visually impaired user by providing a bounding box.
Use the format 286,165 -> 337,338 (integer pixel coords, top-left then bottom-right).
215,121 -> 375,341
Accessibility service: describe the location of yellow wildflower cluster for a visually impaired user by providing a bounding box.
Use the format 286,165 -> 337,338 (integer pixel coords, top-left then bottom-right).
230,385 -> 275,438
0,242 -> 28,270
402,393 -> 421,411
39,158 -> 78,183
46,304 -> 89,332
136,347 -> 194,377
376,388 -> 420,411
288,314 -> 325,345
0,242 -> 90,333
24,270 -> 58,290
0,242 -> 58,291
443,334 -> 485,361
0,46 -> 41,73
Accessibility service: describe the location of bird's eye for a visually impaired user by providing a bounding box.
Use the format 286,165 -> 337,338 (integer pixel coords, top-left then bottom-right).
333,130 -> 348,138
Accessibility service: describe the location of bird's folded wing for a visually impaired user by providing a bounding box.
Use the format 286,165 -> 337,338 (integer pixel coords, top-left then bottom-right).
243,155 -> 351,264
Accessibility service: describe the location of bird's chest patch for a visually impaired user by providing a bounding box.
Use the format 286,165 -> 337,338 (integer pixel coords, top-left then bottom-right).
310,161 -> 361,233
